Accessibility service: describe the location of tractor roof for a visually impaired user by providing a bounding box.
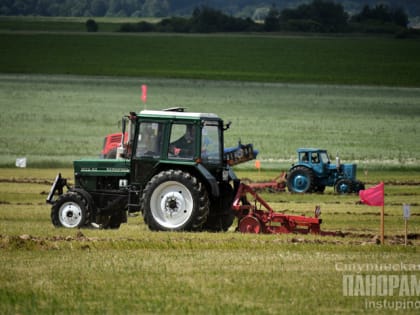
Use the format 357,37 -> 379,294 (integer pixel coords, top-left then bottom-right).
297,148 -> 327,153
138,110 -> 220,121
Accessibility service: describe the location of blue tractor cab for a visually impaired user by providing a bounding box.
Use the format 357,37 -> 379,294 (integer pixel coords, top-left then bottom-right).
287,148 -> 364,194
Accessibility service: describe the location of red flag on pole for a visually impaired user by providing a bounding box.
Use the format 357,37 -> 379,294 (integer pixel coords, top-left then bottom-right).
141,85 -> 147,103
359,182 -> 384,206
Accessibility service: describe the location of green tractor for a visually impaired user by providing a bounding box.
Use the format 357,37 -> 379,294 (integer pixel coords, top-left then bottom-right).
286,148 -> 364,194
46,108 -> 256,232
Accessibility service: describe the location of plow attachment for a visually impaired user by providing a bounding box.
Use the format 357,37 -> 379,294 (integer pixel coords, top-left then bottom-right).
232,183 -> 335,236
246,171 -> 287,192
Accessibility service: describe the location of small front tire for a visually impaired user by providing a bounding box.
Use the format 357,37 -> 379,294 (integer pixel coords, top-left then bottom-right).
51,192 -> 90,228
335,179 -> 353,194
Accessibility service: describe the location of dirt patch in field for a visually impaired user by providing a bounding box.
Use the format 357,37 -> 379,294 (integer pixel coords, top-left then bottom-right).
1,231 -> 419,250
0,178 -> 53,185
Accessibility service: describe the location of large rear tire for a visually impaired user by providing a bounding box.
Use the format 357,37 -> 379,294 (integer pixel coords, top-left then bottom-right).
142,170 -> 210,231
51,192 -> 90,228
287,166 -> 315,193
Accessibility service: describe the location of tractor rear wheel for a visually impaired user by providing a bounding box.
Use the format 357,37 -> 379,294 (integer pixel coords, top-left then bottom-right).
51,192 -> 90,228
287,166 -> 315,193
142,170 -> 210,231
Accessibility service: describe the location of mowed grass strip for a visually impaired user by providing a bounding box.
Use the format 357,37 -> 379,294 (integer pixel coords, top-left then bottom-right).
0,167 -> 419,315
1,244 -> 417,315
1,33 -> 420,86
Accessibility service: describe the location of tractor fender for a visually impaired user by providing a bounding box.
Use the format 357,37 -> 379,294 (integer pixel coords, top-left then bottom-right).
288,164 -> 311,174
151,162 -> 220,198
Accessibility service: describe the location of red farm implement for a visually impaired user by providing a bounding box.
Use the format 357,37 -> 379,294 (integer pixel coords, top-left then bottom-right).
232,183 -> 335,236
246,171 -> 287,192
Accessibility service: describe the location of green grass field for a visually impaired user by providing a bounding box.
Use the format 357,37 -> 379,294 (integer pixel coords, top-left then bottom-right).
0,168 -> 419,314
0,20 -> 419,314
1,32 -> 420,86
1,74 -> 419,168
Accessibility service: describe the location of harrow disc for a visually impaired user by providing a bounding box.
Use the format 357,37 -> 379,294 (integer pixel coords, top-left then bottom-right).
239,215 -> 262,233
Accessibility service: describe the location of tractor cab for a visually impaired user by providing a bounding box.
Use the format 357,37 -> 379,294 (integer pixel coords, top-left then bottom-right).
297,148 -> 331,176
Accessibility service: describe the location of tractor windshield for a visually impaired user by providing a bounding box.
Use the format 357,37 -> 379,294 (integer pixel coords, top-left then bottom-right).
135,122 -> 163,158
201,122 -> 221,164
319,151 -> 330,164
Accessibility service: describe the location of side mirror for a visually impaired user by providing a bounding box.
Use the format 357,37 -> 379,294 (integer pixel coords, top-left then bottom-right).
223,121 -> 232,131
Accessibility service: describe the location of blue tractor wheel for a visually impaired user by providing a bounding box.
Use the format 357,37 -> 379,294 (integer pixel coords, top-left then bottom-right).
287,166 -> 315,193
335,179 -> 353,194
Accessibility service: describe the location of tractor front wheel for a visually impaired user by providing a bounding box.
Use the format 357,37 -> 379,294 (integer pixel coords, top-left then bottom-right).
335,179 -> 353,194
287,166 -> 315,193
51,192 -> 90,228
142,170 -> 210,231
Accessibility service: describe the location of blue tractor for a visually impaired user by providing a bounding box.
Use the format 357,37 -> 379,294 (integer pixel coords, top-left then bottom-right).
286,148 -> 364,194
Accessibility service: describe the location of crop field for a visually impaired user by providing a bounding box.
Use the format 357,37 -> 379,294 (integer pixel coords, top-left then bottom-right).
0,25 -> 420,314
1,32 -> 420,86
1,74 -> 420,169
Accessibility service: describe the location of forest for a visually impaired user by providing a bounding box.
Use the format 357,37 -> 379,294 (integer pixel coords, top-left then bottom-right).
116,3 -> 414,35
1,0 -> 419,19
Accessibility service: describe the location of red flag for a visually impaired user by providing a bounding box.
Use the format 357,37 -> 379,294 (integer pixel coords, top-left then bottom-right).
359,182 -> 384,206
141,85 -> 147,103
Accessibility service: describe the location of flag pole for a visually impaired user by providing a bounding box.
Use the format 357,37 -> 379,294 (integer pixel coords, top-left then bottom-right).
380,204 -> 384,245
380,182 -> 385,245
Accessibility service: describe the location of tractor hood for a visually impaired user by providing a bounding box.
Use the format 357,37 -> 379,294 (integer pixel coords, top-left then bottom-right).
74,159 -> 130,177
327,162 -> 357,180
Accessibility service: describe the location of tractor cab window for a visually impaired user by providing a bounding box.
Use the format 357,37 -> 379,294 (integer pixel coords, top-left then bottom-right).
300,152 -> 309,162
135,122 -> 163,158
169,123 -> 196,159
201,122 -> 221,164
311,152 -> 319,164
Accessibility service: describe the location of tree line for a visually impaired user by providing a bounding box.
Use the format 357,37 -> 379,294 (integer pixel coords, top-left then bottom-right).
2,0 -> 419,19
118,2 -> 414,36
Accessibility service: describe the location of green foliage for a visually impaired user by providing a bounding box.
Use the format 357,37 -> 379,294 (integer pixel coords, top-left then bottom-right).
278,0 -> 349,32
85,18 -> 98,32
351,4 -> 409,28
0,0 -> 418,20
118,6 -> 260,33
1,1 -> 416,35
